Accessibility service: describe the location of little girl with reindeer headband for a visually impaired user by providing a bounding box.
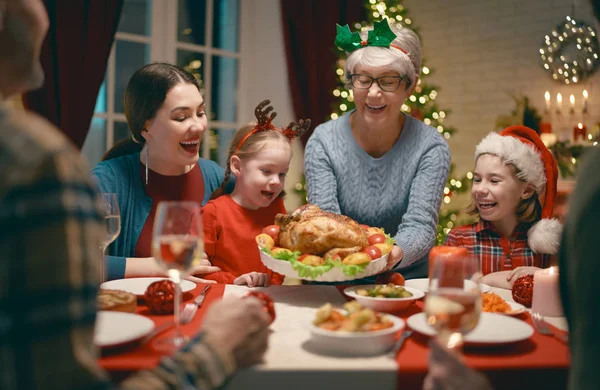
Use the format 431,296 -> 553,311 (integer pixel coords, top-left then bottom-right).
446,125 -> 562,289
202,100 -> 310,287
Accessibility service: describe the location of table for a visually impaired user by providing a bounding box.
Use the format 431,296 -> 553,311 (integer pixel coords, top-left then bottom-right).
100,283 -> 570,390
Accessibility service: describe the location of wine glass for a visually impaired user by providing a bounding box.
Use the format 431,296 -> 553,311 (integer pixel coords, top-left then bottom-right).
99,193 -> 121,282
424,251 -> 482,351
152,201 -> 204,350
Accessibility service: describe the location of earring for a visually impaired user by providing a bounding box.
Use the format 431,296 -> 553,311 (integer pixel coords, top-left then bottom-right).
145,144 -> 149,185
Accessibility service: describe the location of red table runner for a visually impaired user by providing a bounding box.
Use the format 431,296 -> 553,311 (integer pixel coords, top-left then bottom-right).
98,283 -> 225,372
101,284 -> 570,390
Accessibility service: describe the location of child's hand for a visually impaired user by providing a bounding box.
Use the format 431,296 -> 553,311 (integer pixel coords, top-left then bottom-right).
506,266 -> 540,283
185,258 -> 220,284
234,272 -> 271,287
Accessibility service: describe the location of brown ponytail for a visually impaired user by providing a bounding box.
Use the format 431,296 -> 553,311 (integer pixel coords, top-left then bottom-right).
210,163 -> 233,200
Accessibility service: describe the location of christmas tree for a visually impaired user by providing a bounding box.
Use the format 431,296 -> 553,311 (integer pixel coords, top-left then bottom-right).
296,0 -> 473,244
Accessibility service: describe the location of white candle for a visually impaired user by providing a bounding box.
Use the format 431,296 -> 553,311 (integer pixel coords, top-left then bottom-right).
544,91 -> 551,111
583,89 -> 589,112
531,267 -> 563,317
569,94 -> 575,107
556,93 -> 563,114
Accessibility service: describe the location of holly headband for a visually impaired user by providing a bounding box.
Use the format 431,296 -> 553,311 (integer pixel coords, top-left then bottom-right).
235,100 -> 311,152
335,20 -> 417,70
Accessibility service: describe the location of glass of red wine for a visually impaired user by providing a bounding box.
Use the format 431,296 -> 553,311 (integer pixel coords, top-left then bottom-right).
152,201 -> 203,350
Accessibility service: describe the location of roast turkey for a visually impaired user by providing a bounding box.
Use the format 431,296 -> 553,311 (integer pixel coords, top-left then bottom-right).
275,204 -> 368,255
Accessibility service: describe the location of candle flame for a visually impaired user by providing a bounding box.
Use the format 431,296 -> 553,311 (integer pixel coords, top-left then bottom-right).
570,94 -> 575,105
545,91 -> 550,101
583,90 -> 588,99
557,93 -> 563,104
578,123 -> 583,129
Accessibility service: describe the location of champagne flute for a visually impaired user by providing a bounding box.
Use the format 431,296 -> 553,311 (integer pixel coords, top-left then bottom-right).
152,201 -> 204,350
424,251 -> 482,351
99,193 -> 121,282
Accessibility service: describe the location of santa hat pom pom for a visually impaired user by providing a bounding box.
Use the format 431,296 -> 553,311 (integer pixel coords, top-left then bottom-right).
527,218 -> 562,255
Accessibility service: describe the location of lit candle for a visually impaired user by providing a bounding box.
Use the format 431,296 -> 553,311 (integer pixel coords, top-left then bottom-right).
573,123 -> 587,142
556,93 -> 563,114
531,267 -> 563,317
583,89 -> 589,112
428,246 -> 468,288
544,91 -> 551,111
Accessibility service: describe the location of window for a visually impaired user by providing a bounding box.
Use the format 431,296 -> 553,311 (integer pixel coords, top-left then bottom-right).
82,0 -> 241,168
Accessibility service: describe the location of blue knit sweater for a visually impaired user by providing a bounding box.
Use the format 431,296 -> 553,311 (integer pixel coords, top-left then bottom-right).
304,111 -> 451,279
91,153 -> 226,280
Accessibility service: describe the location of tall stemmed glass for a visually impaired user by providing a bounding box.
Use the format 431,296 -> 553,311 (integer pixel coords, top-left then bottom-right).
424,253 -> 482,351
152,201 -> 203,350
100,193 -> 121,282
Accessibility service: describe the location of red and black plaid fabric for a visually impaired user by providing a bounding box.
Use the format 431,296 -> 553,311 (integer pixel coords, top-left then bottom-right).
445,219 -> 551,275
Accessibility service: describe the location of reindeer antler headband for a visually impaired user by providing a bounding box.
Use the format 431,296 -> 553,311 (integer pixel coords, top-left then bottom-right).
235,99 -> 311,152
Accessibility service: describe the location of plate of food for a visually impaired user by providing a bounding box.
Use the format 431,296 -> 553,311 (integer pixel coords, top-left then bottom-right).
94,311 -> 155,348
343,284 -> 425,312
101,277 -> 197,297
257,204 -> 393,282
308,302 -> 405,356
404,278 -> 492,294
407,312 -> 533,345
482,292 -> 526,316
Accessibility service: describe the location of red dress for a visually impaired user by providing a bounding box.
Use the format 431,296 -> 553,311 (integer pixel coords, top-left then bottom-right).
202,195 -> 286,284
135,163 -> 205,257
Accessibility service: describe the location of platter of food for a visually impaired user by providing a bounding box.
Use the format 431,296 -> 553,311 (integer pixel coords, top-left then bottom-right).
308,302 -> 405,356
257,204 -> 394,282
343,284 -> 425,312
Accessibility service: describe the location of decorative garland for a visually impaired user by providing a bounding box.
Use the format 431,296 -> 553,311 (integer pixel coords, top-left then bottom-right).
539,15 -> 599,85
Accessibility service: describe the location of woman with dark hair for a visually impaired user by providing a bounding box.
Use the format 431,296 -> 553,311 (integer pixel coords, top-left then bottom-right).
92,62 -> 227,281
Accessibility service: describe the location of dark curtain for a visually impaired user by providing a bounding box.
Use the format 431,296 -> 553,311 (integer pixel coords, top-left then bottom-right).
280,0 -> 366,145
22,0 -> 124,149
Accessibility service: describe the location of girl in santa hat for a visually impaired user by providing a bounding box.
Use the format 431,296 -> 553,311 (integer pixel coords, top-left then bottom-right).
445,125 -> 562,289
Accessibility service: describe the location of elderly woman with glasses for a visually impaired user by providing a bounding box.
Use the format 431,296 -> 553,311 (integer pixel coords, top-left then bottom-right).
304,21 -> 451,279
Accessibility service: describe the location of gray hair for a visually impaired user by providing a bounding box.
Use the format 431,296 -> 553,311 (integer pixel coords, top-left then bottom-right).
344,23 -> 421,88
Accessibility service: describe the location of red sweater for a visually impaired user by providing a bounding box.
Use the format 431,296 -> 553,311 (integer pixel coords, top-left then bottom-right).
202,195 -> 286,284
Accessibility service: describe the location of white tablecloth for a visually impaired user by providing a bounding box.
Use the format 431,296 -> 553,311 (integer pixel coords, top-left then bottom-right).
223,285 -> 398,390
223,284 -> 568,390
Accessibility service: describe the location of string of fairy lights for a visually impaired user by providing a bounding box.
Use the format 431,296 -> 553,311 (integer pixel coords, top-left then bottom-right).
539,15 -> 599,85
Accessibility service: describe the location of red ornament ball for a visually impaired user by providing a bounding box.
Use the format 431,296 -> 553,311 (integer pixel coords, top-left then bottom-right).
144,280 -> 179,315
512,274 -> 534,307
244,291 -> 276,324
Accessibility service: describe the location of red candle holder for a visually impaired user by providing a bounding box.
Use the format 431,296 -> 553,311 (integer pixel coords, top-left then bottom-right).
539,122 -> 552,134
573,123 -> 587,141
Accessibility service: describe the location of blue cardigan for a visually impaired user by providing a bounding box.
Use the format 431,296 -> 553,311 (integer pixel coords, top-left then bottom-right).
91,153 -> 226,280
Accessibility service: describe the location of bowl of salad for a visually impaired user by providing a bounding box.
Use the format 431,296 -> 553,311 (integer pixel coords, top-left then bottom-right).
343,284 -> 425,313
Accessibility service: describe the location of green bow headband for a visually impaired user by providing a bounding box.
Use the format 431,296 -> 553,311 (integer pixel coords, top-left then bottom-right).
335,20 -> 398,53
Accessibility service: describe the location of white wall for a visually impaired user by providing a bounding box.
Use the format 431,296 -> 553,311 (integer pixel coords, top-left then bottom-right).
240,0 -> 600,211
404,0 -> 600,176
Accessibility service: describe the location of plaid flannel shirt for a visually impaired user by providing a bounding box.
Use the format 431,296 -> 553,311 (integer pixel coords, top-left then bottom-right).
0,104 -> 234,390
445,219 -> 551,275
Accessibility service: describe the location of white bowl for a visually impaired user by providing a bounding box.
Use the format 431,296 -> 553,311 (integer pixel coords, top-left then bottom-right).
258,246 -> 388,282
344,285 -> 425,313
308,314 -> 404,356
